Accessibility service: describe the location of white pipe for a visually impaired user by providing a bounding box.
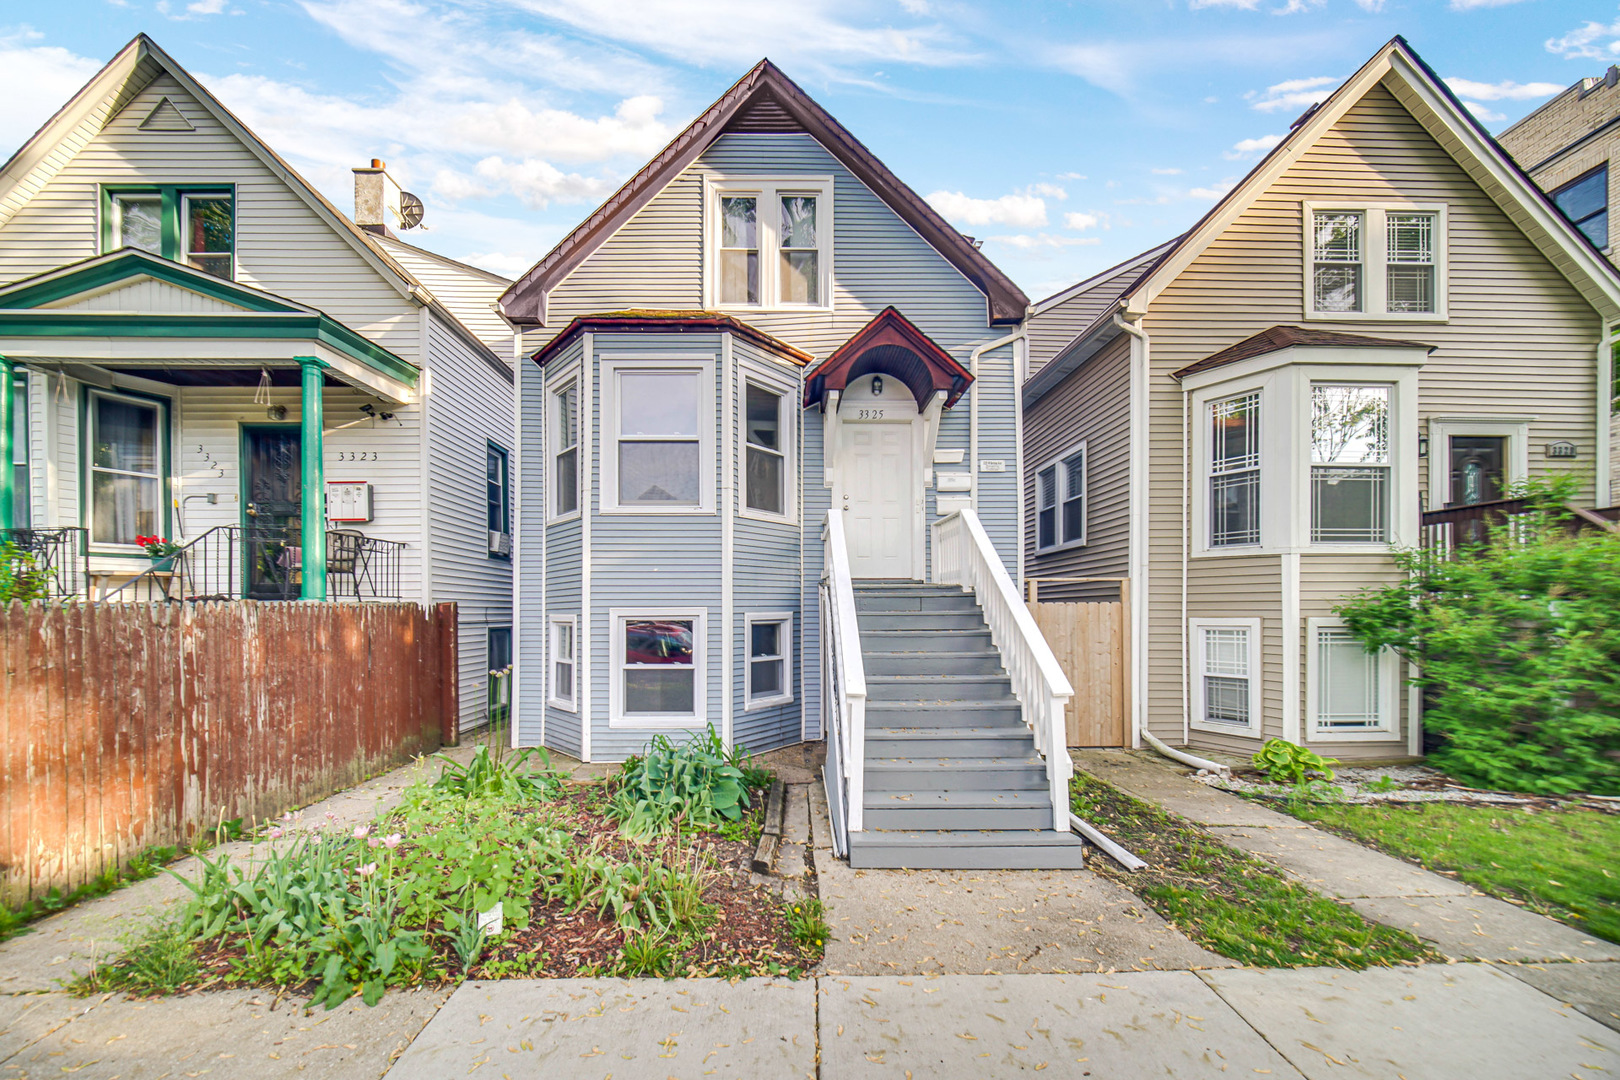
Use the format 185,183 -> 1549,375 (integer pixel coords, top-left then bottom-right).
1069,813 -> 1147,871
1597,326 -> 1614,505
1142,729 -> 1231,778
1114,311 -> 1150,750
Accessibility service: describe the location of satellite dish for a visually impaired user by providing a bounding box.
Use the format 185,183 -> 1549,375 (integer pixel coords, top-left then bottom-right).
398,191 -> 424,230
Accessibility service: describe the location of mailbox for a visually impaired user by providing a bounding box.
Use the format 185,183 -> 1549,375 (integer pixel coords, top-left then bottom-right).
326,481 -> 373,523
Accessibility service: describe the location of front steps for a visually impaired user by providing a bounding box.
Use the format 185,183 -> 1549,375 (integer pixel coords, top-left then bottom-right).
844,582 -> 1085,870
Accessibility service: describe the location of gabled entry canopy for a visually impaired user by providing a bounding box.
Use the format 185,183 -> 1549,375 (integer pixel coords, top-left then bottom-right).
804,306 -> 973,411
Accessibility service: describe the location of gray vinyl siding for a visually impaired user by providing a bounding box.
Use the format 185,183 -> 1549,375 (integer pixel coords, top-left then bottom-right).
972,340 -> 1020,571
1144,79 -> 1607,753
423,311 -> 515,732
0,72 -> 420,367
799,391 -> 828,743
1026,249 -> 1162,378
1023,333 -> 1130,588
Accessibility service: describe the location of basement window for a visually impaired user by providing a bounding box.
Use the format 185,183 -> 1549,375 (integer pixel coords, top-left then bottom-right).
745,613 -> 792,710
1190,618 -> 1261,737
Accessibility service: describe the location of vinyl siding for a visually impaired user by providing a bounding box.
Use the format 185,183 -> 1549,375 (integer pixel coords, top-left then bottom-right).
377,236 -> 516,355
424,311 -> 515,731
1023,333 -> 1131,588
1143,79 -> 1606,753
1026,248 -> 1163,378
1298,556 -> 1412,760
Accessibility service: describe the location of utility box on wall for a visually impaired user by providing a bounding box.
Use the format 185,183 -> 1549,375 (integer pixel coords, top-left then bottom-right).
326,481 -> 374,523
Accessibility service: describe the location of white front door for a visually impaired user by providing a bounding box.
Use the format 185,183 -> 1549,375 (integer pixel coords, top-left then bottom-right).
842,422 -> 914,578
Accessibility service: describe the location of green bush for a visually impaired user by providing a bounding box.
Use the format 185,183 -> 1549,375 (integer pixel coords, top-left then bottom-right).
1335,486 -> 1620,795
432,744 -> 562,802
0,542 -> 47,603
608,726 -> 768,837
1252,738 -> 1339,784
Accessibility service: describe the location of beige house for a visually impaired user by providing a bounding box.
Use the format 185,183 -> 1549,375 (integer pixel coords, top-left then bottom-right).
1023,37 -> 1620,761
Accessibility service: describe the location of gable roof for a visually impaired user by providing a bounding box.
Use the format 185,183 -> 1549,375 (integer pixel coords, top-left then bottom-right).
804,306 -> 973,410
1114,37 -> 1620,322
1173,325 -> 1435,380
529,310 -> 813,368
1029,239 -> 1179,317
498,60 -> 1029,327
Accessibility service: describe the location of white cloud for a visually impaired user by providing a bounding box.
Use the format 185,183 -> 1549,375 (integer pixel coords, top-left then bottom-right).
925,190 -> 1049,228
0,31 -> 103,156
1444,78 -> 1563,102
458,156 -> 618,210
1451,0 -> 1533,9
1025,182 -> 1068,199
1547,18 -> 1620,61
1189,0 -> 1261,8
1056,171 -> 1088,181
1247,75 -> 1338,113
1354,0 -> 1385,10
982,233 -> 1100,249
188,0 -> 227,13
1189,181 -> 1237,200
1224,133 -> 1283,159
1151,167 -> 1183,175
1460,101 -> 1507,122
1063,211 -> 1103,230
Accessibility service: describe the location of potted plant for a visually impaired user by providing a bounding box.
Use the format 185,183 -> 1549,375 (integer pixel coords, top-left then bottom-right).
136,534 -> 183,572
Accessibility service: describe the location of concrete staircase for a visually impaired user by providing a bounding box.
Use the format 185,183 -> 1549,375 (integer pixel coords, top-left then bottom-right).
846,581 -> 1086,870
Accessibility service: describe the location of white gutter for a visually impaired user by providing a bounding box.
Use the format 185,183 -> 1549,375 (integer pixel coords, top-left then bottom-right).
1069,812 -> 1147,871
1113,310 -> 1149,750
968,327 -> 1025,560
1142,730 -> 1232,778
1599,326 -> 1615,505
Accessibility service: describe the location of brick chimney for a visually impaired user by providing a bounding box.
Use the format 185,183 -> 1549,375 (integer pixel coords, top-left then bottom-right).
353,159 -> 402,237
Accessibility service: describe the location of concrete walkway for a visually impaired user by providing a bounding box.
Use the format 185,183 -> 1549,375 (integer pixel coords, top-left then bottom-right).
1076,749 -> 1620,1033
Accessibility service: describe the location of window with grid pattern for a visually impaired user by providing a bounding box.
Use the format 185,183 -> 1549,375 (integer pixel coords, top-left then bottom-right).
1386,213 -> 1436,313
1312,211 -> 1363,312
1209,392 -> 1260,546
1313,624 -> 1388,733
1310,384 -> 1389,544
1199,626 -> 1253,730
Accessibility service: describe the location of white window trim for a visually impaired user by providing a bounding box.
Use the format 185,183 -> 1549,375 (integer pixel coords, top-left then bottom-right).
737,360 -> 798,525
608,606 -> 708,729
1034,441 -> 1087,553
85,387 -> 168,554
599,356 -> 715,515
1189,617 -> 1263,738
703,175 -> 834,313
1425,415 -> 1534,511
1301,201 -> 1449,322
545,362 -> 582,524
1187,351 -> 1423,557
547,615 -> 577,712
743,611 -> 794,711
1306,617 -> 1399,742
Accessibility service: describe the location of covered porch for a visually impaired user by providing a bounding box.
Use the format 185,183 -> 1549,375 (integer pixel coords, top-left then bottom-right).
0,250 -> 419,602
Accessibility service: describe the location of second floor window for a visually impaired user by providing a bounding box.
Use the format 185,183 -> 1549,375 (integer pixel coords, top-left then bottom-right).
710,180 -> 832,310
486,443 -> 510,556
107,187 -> 235,280
1308,205 -> 1444,317
551,381 -> 578,517
1552,165 -> 1608,249
1209,392 -> 1260,547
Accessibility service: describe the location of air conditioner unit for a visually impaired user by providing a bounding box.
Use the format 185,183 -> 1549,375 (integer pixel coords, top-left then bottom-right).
489,531 -> 512,556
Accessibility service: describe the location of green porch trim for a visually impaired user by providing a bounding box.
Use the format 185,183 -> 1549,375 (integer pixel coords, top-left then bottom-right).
0,356 -> 13,532
0,312 -> 419,388
298,356 -> 326,601
0,248 -> 286,313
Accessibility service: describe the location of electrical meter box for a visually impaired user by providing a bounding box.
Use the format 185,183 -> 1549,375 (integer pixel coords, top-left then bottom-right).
326,481 -> 373,523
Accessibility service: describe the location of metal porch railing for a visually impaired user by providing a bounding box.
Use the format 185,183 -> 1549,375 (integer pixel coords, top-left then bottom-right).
0,527 -> 89,600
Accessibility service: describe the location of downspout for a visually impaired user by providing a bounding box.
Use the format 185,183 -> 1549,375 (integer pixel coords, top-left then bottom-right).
1113,309 -> 1149,750
967,327 -> 1025,569
1598,323 -> 1615,505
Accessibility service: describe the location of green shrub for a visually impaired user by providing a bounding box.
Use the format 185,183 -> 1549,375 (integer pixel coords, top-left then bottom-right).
1252,738 -> 1339,784
1336,485 -> 1620,795
0,542 -> 47,603
607,727 -> 767,837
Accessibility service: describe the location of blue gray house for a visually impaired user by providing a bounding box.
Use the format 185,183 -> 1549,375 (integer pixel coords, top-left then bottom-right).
501,62 -> 1084,868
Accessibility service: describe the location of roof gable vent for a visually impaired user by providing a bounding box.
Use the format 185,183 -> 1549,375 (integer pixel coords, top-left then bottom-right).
139,96 -> 194,132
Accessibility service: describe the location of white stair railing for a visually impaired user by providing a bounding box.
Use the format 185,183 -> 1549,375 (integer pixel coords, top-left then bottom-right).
820,511 -> 867,855
931,508 -> 1074,831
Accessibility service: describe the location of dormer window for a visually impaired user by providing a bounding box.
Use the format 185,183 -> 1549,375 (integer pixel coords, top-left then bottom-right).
707,177 -> 832,311
103,186 -> 235,280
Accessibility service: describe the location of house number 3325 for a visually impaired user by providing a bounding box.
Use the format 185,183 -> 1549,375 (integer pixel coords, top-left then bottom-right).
855,407 -> 885,420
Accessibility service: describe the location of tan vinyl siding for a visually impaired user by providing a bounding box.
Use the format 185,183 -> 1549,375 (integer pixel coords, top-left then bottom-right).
1187,555 -> 1283,746
1144,80 -> 1606,752
0,73 -> 420,366
1023,333 -> 1130,586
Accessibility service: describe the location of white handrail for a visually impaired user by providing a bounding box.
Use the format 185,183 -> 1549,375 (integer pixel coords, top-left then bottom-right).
931,508 -> 1074,831
821,511 -> 867,844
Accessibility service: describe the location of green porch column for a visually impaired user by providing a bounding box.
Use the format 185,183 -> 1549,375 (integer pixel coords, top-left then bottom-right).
297,356 -> 327,600
0,356 -> 14,533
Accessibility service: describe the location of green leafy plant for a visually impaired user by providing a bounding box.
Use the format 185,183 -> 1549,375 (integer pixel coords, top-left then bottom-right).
1364,775 -> 1402,794
608,726 -> 766,837
619,931 -> 678,977
0,541 -> 47,602
548,846 -> 713,934
432,744 -> 563,802
1336,478 -> 1620,795
1,844 -> 178,943
1252,738 -> 1340,785
782,898 -> 829,952
74,913 -> 200,997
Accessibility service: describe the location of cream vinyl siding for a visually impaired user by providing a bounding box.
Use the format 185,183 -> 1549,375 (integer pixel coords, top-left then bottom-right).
376,237 -> 515,355
0,73 -> 420,367
1023,333 -> 1130,588
1144,79 -> 1605,749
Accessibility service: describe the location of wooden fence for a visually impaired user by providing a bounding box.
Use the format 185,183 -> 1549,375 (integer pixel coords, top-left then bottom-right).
0,600 -> 456,903
1026,578 -> 1129,747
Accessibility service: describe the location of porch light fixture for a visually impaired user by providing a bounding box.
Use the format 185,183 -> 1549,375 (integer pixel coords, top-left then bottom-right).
871,375 -> 883,396
266,404 -> 287,421
1417,434 -> 1428,458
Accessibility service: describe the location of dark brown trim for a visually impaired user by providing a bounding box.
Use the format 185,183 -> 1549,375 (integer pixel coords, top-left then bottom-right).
803,306 -> 973,410
528,310 -> 814,368
1173,324 -> 1435,380
498,60 -> 1029,326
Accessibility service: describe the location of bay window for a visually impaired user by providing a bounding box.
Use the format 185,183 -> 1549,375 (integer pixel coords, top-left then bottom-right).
1310,384 -> 1390,544
607,364 -> 711,512
612,609 -> 706,725
1209,392 -> 1260,547
744,380 -> 788,516
87,390 -> 165,548
708,178 -> 832,310
550,378 -> 579,518
1305,203 -> 1445,319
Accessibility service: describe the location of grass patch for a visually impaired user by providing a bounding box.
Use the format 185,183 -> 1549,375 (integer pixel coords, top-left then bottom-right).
1279,800 -> 1620,944
0,845 -> 179,944
1072,773 -> 1437,969
75,913 -> 202,997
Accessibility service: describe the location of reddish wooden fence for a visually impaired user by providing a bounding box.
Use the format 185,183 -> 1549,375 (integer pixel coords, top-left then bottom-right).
0,600 -> 456,903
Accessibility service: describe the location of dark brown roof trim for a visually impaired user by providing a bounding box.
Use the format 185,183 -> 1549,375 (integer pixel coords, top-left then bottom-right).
1174,324 -> 1435,379
804,306 -> 973,410
498,60 -> 1029,326
528,310 -> 814,368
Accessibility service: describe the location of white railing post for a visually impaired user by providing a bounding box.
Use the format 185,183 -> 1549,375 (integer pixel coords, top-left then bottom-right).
821,512 -> 867,840
931,508 -> 1074,832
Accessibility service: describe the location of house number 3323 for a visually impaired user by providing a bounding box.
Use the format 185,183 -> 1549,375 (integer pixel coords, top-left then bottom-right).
854,407 -> 885,420
334,451 -> 379,461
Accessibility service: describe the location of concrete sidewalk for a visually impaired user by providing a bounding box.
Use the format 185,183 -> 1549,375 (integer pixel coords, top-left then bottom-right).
377,963 -> 1617,1079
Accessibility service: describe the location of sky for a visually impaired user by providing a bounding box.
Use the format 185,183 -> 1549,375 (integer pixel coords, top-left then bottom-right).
1,1 -> 1615,303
